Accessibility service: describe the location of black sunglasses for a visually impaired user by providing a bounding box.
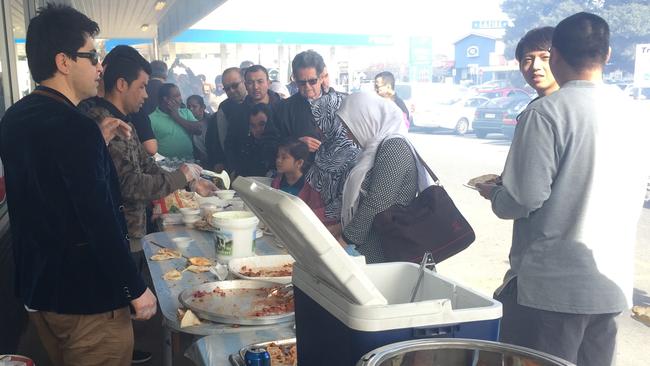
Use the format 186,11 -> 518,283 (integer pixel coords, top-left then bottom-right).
223,81 -> 241,91
71,51 -> 100,66
296,78 -> 319,86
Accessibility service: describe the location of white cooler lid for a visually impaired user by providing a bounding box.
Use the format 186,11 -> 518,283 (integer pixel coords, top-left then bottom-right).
233,177 -> 387,306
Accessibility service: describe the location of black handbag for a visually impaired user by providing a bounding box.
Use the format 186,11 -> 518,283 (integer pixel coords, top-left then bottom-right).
372,150 -> 475,263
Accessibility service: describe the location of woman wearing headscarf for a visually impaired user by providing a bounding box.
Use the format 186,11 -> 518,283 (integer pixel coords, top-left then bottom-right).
265,50 -> 358,233
339,92 -> 433,263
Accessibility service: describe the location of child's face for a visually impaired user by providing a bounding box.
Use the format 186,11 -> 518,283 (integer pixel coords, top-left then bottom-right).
276,148 -> 302,173
249,112 -> 267,140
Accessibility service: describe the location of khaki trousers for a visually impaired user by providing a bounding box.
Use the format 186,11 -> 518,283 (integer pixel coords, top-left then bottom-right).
29,307 -> 133,366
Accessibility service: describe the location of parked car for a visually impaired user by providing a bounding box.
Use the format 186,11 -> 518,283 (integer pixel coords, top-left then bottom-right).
392,83 -> 474,130
471,79 -> 512,93
478,87 -> 531,99
625,85 -> 650,101
472,94 -> 532,139
410,95 -> 489,134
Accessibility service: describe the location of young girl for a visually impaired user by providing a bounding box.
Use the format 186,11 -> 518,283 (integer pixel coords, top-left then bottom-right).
272,139 -> 329,224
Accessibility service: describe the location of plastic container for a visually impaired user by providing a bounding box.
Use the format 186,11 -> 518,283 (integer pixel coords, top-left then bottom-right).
172,237 -> 193,249
199,203 -> 218,218
216,189 -> 236,200
211,211 -> 259,263
179,207 -> 200,216
182,215 -> 201,228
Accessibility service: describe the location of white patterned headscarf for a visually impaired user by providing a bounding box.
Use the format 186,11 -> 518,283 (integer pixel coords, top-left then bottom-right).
338,92 -> 433,227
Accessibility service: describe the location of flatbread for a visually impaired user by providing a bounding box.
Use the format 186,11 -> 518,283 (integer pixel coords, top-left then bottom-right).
180,309 -> 201,328
632,306 -> 650,326
188,256 -> 212,266
150,248 -> 182,261
163,269 -> 182,281
185,265 -> 212,273
467,174 -> 500,187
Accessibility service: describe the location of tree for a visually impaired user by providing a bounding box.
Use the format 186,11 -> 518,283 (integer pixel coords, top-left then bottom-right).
500,0 -> 650,72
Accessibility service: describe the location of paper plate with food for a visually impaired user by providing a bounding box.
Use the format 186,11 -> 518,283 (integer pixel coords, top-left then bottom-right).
464,173 -> 502,190
228,254 -> 295,284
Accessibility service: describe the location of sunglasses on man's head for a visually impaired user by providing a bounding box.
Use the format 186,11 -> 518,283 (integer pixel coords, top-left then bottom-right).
295,78 -> 319,86
72,51 -> 100,66
224,81 -> 242,91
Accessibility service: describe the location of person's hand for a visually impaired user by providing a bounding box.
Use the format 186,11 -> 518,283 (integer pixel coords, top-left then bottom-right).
192,178 -> 218,197
179,163 -> 202,182
299,136 -> 322,152
99,117 -> 132,144
161,99 -> 181,117
476,183 -> 497,200
213,164 -> 225,174
130,288 -> 157,321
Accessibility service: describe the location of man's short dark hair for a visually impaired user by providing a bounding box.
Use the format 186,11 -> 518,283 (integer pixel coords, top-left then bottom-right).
158,83 -> 178,104
375,71 -> 396,89
26,4 -> 100,83
150,60 -> 168,79
292,50 -> 325,77
102,45 -> 151,94
245,65 -> 269,80
222,67 -> 242,80
249,103 -> 271,121
552,12 -> 610,70
515,26 -> 555,62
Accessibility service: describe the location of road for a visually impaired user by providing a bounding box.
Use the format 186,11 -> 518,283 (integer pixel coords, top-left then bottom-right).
408,130 -> 650,366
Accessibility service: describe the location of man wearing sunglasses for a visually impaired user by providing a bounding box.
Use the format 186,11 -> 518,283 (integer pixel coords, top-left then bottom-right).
264,50 -> 358,237
206,67 -> 248,173
0,4 -> 155,365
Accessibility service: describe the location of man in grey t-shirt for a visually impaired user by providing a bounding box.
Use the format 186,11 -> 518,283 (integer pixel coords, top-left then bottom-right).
477,13 -> 648,366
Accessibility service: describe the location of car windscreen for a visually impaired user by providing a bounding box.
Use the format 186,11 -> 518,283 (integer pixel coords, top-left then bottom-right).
484,96 -> 530,109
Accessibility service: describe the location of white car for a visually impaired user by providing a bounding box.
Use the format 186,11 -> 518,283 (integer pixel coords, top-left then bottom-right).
410,95 -> 489,134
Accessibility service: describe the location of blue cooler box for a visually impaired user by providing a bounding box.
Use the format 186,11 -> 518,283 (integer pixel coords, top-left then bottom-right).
293,262 -> 501,366
232,177 -> 502,366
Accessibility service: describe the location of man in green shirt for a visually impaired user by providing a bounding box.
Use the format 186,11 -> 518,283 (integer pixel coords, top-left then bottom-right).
149,83 -> 201,159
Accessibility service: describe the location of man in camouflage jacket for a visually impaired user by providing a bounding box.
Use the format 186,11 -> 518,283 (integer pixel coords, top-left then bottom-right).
80,46 -> 216,255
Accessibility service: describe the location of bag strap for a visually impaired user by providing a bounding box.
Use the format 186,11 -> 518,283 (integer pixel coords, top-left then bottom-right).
412,147 -> 440,183
378,136 -> 440,184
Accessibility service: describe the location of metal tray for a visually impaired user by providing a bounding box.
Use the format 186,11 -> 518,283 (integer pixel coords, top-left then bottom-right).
178,280 -> 295,325
230,338 -> 297,366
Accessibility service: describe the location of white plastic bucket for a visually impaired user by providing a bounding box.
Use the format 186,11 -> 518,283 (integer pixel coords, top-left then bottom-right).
211,211 -> 259,263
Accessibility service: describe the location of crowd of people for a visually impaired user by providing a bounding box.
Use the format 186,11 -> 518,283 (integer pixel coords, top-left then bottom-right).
0,3 -> 647,366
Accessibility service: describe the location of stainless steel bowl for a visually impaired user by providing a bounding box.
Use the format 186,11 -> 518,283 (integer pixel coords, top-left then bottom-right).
356,338 -> 575,366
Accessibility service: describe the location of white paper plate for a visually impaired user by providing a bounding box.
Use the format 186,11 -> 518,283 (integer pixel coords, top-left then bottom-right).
228,254 -> 295,284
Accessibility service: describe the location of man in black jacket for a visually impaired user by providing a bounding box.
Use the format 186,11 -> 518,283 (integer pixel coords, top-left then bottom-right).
227,65 -> 283,176
0,5 -> 156,365
205,67 -> 247,173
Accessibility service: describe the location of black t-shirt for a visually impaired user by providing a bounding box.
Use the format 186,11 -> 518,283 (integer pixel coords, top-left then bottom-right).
141,79 -> 163,115
130,109 -> 155,142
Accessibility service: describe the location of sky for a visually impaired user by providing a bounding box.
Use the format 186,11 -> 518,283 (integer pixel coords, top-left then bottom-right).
191,0 -> 509,54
